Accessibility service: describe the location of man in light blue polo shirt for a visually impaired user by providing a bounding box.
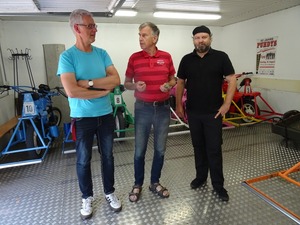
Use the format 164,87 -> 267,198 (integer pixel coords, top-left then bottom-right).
57,9 -> 122,220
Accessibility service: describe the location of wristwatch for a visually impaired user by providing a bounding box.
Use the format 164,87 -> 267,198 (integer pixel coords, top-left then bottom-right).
88,80 -> 94,88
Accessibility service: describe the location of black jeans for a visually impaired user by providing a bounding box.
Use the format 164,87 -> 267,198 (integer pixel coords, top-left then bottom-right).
187,111 -> 224,189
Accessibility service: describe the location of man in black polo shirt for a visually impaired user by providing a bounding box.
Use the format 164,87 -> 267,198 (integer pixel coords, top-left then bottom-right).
175,25 -> 236,201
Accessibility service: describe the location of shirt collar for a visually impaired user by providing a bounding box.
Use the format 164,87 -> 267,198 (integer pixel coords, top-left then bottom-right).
142,47 -> 160,58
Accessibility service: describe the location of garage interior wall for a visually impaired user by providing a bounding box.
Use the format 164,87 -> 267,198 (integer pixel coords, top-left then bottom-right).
0,5 -> 299,126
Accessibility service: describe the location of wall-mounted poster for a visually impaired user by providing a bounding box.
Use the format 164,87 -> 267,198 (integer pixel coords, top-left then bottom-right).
256,36 -> 278,75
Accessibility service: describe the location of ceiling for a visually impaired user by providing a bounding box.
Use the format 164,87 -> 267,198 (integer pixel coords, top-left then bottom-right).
0,0 -> 299,26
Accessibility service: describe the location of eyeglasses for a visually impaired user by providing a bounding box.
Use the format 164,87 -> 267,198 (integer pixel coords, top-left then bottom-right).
77,24 -> 98,29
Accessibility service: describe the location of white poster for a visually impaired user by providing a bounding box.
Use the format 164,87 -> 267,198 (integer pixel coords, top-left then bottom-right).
256,36 -> 278,75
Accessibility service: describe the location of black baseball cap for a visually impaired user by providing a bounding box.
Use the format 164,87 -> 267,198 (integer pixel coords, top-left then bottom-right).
192,25 -> 211,35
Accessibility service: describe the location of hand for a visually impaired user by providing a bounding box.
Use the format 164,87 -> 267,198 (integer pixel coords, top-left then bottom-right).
160,83 -> 171,92
215,103 -> 230,118
136,81 -> 146,92
176,105 -> 185,119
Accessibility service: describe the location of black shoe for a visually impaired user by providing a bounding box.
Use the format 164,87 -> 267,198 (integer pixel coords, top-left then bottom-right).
214,187 -> 229,202
190,178 -> 206,189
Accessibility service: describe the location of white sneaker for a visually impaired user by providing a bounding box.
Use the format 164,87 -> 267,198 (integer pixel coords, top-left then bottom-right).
105,193 -> 122,212
80,196 -> 94,220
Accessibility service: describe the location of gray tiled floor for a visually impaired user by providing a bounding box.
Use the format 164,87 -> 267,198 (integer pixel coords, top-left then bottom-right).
1,123 -> 300,225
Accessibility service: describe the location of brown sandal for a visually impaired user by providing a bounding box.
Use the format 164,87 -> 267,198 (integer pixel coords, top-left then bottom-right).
129,185 -> 142,202
149,183 -> 170,198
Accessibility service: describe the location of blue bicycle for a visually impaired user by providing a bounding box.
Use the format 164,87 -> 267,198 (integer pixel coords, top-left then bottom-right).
0,84 -> 62,158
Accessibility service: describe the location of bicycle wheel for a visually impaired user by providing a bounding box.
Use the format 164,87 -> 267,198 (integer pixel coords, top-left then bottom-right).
114,110 -> 126,138
241,99 -> 260,122
26,121 -> 44,158
48,107 -> 62,126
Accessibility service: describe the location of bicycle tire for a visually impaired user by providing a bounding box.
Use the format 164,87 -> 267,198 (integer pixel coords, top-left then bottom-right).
241,99 -> 260,122
26,121 -> 43,158
48,107 -> 62,126
114,110 -> 126,138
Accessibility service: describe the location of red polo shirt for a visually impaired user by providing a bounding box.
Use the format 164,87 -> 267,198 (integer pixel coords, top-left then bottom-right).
125,49 -> 176,102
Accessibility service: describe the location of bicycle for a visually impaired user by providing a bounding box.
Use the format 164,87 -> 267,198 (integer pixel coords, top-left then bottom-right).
222,72 -> 258,122
0,84 -> 62,158
109,85 -> 134,139
169,73 -> 260,127
60,85 -> 135,153
169,84 -> 188,124
223,72 -> 282,122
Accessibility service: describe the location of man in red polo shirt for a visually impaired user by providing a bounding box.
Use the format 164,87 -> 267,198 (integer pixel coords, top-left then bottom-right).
124,22 -> 176,202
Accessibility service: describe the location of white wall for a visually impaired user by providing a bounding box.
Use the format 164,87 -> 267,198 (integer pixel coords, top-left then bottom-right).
221,5 -> 300,113
0,5 -> 299,125
222,6 -> 300,78
0,21 -> 222,124
0,22 -> 223,85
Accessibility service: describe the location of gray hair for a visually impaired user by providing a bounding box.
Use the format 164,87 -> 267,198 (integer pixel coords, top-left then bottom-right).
139,22 -> 160,37
69,9 -> 93,34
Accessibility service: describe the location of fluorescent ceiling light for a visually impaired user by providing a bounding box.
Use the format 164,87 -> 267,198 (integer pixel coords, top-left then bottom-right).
115,10 -> 137,17
156,3 -> 220,12
153,11 -> 221,20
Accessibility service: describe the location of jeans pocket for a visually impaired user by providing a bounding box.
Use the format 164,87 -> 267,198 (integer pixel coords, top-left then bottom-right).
164,104 -> 170,110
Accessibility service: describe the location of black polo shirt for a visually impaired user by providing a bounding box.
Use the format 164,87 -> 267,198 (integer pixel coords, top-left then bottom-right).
177,48 -> 235,114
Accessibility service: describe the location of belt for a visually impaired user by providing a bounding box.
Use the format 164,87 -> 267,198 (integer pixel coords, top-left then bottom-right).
136,99 -> 170,106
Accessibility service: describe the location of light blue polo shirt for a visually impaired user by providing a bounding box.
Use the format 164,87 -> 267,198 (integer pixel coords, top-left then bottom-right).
57,45 -> 113,118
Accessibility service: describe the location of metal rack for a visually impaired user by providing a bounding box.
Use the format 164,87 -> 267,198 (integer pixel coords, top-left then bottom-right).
8,48 -> 35,115
8,48 -> 35,88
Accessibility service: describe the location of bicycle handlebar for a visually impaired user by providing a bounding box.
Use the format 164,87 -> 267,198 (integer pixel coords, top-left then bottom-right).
0,85 -> 35,94
0,84 -> 61,97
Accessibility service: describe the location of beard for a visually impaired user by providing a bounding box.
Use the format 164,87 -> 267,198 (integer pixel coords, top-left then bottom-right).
195,44 -> 210,53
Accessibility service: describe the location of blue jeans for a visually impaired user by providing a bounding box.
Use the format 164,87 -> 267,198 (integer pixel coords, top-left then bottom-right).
134,101 -> 170,186
74,114 -> 115,198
